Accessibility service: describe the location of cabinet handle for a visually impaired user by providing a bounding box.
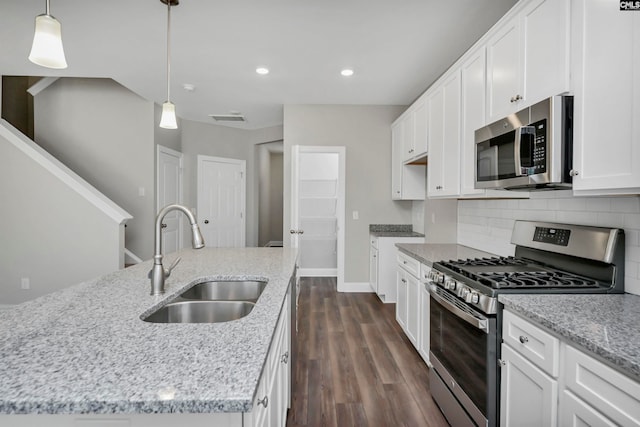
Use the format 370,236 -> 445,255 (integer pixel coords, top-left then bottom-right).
569,169 -> 579,177
373,255 -> 376,258
510,94 -> 523,103
257,396 -> 269,407
401,278 -> 407,283
498,359 -> 506,367
519,335 -> 529,344
281,351 -> 289,364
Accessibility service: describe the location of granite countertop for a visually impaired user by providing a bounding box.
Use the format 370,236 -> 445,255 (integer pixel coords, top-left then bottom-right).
396,243 -> 496,267
0,247 -> 298,415
499,294 -> 640,382
369,224 -> 424,238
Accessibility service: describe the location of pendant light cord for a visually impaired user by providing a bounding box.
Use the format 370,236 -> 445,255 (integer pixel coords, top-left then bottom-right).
166,1 -> 172,103
45,0 -> 50,15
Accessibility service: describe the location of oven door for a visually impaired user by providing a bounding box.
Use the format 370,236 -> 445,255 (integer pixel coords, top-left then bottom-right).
429,284 -> 498,427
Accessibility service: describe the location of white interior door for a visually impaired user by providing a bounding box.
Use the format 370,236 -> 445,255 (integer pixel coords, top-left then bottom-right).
156,145 -> 183,254
197,155 -> 246,247
291,146 -> 345,283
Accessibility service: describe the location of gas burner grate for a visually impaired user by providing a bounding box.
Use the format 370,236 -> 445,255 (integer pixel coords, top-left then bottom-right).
476,271 -> 600,289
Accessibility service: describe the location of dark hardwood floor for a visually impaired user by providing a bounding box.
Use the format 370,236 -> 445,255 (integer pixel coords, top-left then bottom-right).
286,277 -> 449,427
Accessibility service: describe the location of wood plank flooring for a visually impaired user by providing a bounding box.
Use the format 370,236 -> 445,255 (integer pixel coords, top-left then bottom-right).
286,277 -> 449,427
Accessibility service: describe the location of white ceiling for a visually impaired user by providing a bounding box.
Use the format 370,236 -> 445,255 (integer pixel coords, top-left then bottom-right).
0,0 -> 518,130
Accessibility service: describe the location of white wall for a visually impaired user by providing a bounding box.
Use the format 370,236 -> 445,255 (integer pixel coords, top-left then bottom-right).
458,191 -> 640,296
33,78 -> 155,260
0,127 -> 124,305
283,104 -> 413,283
257,142 -> 284,246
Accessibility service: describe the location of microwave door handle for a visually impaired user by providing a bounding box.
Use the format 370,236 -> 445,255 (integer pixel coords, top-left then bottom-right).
514,127 -> 524,176
428,285 -> 489,333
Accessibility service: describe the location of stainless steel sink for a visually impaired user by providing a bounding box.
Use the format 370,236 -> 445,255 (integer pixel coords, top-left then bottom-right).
179,280 -> 267,303
143,300 -> 255,323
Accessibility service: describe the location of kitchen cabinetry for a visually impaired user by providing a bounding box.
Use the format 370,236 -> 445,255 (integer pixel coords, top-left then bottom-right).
486,0 -> 570,122
251,291 -> 291,427
418,264 -> 431,365
502,309 -> 640,427
427,70 -> 461,198
396,250 -> 421,348
500,310 -> 559,427
370,234 -> 424,303
391,120 -> 426,200
570,1 -> 640,195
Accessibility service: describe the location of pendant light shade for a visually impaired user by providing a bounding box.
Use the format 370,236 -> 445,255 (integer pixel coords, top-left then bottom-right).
159,0 -> 179,129
28,1 -> 67,69
160,101 -> 178,129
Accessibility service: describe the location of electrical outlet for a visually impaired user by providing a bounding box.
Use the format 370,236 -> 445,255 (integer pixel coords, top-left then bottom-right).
138,187 -> 146,197
21,277 -> 30,290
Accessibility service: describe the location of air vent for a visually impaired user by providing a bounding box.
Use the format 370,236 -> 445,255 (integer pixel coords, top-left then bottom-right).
209,114 -> 246,122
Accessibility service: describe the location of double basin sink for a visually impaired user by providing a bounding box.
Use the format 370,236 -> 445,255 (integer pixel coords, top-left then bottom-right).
143,279 -> 267,324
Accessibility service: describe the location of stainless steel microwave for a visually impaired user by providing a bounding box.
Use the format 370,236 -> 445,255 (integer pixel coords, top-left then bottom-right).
474,96 -> 573,190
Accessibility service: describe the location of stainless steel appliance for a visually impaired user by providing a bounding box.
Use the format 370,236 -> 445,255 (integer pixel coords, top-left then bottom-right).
427,221 -> 625,427
475,96 -> 574,191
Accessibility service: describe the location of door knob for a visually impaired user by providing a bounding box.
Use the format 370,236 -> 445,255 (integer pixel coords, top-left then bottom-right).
204,220 -> 209,224
290,229 -> 296,234
161,223 -> 167,229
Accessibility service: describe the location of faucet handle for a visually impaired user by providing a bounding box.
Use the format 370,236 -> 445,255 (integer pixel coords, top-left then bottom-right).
164,256 -> 182,278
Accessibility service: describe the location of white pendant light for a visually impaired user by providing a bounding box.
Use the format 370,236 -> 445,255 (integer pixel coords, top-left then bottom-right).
159,0 -> 178,129
28,0 -> 68,69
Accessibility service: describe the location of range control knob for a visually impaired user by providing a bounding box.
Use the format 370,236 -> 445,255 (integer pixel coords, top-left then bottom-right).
445,279 -> 456,291
461,288 -> 470,299
464,291 -> 480,304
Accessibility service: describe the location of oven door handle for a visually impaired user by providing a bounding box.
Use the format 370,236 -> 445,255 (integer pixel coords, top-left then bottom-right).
429,285 -> 489,334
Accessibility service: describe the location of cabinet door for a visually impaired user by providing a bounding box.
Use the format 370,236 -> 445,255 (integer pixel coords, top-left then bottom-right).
460,47 -> 487,198
402,113 -> 416,162
405,272 -> 420,347
412,98 -> 428,157
441,71 -> 461,197
395,268 -> 407,331
500,344 -> 558,427
418,274 -> 430,365
427,86 -> 445,197
486,19 -> 520,122
571,1 -> 640,194
521,0 -> 570,107
391,122 -> 403,199
369,245 -> 378,294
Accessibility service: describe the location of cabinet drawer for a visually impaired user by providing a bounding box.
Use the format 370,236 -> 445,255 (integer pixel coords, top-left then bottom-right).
561,390 -> 617,427
564,345 -> 640,427
397,251 -> 420,277
502,310 -> 560,377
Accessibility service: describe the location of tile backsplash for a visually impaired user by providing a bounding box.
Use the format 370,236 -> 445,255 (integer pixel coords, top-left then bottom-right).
457,190 -> 640,296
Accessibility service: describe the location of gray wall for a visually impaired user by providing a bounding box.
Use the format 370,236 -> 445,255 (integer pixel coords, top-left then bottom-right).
33,78 -> 156,260
0,129 -> 122,305
257,141 -> 284,246
283,105 -> 413,283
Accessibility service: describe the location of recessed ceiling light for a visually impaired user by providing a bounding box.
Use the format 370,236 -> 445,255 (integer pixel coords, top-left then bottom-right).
341,69 -> 354,77
256,67 -> 269,75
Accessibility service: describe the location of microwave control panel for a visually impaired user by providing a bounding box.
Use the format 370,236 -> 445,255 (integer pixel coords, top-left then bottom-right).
521,119 -> 547,175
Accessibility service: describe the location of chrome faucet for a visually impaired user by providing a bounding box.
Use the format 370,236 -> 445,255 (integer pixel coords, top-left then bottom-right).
150,204 -> 205,295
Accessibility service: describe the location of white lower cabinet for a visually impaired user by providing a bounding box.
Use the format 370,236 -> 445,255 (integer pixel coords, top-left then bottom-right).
251,293 -> 290,427
395,251 -> 430,362
418,264 -> 431,365
502,309 -> 640,427
500,344 -> 558,427
370,234 -> 424,303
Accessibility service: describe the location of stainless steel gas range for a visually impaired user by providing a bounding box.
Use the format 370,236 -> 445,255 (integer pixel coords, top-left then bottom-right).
427,221 -> 625,427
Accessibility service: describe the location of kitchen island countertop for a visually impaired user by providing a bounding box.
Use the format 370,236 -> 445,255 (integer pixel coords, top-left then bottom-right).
0,247 -> 297,415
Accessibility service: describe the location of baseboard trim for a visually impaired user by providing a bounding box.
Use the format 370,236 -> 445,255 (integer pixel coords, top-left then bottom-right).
338,282 -> 374,293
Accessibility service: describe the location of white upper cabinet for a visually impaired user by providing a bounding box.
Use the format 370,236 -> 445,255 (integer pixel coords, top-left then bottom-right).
397,98 -> 428,163
427,71 -> 461,198
486,0 -> 570,122
571,1 -> 640,195
391,119 -> 426,200
459,47 -> 487,198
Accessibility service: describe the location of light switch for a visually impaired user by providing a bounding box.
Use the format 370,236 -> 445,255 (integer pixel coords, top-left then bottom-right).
352,211 -> 359,220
